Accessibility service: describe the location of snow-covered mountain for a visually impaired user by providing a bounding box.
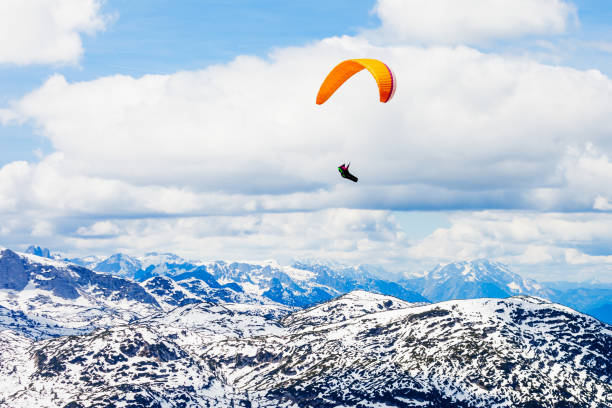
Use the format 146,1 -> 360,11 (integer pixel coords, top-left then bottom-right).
2,291 -> 610,407
282,289 -> 426,329
16,245 -> 612,325
92,253 -> 144,279
292,261 -> 429,303
64,254 -> 105,269
85,252 -> 427,306
0,249 -> 161,339
395,259 -> 612,325
141,274 -> 274,310
87,252 -> 206,281
141,276 -> 203,310
133,253 -> 612,325
405,259 -> 552,303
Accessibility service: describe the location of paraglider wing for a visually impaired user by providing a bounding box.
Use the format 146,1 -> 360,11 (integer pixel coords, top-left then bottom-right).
316,58 -> 396,105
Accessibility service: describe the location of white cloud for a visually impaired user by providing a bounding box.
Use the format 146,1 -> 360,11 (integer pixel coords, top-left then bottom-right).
61,209 -> 407,266
563,248 -> 612,265
559,145 -> 612,208
31,220 -> 53,237
406,211 -> 612,280
594,196 -> 612,211
4,39 -> 612,214
367,0 -> 576,45
0,0 -> 110,65
0,153 -> 267,217
516,245 -> 554,264
75,221 -> 121,237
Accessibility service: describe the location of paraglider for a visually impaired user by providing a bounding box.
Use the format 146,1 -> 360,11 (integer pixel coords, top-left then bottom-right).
316,58 -> 396,182
338,163 -> 358,183
316,58 -> 396,105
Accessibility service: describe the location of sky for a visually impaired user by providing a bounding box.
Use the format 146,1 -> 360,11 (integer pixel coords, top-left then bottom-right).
1,0 -> 612,281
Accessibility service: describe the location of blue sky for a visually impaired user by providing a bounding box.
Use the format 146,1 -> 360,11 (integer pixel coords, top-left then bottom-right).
2,0 -> 612,281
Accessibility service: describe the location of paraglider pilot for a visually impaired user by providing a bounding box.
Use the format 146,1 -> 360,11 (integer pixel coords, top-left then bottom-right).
338,163 -> 358,182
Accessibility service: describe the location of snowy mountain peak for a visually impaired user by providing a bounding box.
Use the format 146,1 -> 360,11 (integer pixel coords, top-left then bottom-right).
283,289 -> 424,329
422,259 -> 550,302
1,248 -> 74,271
430,259 -> 511,280
93,253 -> 142,277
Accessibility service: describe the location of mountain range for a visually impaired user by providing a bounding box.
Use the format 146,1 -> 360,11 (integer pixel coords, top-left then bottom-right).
26,246 -> 611,325
66,250 -> 429,306
2,288 -> 611,407
2,247 -> 612,407
16,246 -> 612,326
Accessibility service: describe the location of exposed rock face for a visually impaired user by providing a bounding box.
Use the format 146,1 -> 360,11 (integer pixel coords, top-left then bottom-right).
0,249 -> 30,291
25,246 -> 52,259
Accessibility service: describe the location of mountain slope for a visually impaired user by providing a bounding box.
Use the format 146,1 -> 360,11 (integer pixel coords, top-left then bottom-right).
206,295 -> 612,408
282,289 -> 425,329
93,253 -> 143,279
413,259 -> 552,302
0,249 -> 161,339
2,292 -> 611,407
141,276 -> 202,310
0,300 -> 293,407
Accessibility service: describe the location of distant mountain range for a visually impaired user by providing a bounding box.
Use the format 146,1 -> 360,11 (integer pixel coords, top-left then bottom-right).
404,260 -> 612,325
20,245 -> 612,326
65,250 -> 428,306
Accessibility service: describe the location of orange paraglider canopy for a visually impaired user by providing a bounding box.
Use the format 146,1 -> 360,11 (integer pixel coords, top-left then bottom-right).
316,58 -> 396,105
